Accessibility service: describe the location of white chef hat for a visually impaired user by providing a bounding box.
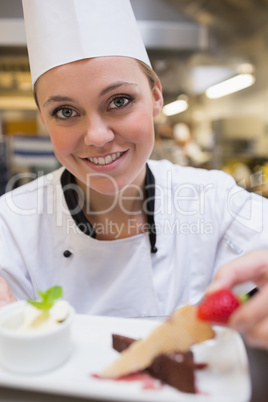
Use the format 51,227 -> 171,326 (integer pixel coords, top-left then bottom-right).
22,0 -> 151,86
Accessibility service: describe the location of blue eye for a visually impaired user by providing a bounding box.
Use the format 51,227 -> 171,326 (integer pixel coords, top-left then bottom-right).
52,107 -> 78,119
109,96 -> 133,109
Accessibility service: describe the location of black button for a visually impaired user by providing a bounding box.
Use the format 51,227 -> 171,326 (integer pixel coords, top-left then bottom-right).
63,250 -> 72,258
151,246 -> 158,253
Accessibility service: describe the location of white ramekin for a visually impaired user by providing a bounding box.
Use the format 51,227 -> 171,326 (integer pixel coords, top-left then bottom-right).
0,300 -> 75,374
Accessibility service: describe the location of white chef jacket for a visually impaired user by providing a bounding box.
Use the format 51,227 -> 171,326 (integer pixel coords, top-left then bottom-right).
0,159 -> 267,317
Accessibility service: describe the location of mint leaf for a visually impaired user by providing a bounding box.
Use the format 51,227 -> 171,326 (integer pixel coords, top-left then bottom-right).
46,286 -> 63,303
27,300 -> 47,310
27,286 -> 63,311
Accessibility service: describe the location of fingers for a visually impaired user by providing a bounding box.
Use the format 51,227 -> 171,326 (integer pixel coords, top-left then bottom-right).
207,250 -> 268,292
205,250 -> 268,349
228,282 -> 268,349
233,305 -> 268,350
0,277 -> 16,307
244,317 -> 268,349
230,282 -> 268,329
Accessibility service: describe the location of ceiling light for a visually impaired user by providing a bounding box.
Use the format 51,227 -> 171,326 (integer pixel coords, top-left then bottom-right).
206,73 -> 255,99
162,98 -> 188,116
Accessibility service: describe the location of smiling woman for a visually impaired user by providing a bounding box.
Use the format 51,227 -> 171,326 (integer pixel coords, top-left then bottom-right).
36,57 -> 162,199
1,0 -> 268,333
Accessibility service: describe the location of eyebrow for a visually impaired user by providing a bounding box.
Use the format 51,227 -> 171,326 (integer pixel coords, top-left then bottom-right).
100,81 -> 137,97
43,96 -> 76,108
43,82 -> 137,107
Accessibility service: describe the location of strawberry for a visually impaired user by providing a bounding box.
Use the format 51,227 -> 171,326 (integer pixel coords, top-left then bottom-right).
196,288 -> 246,325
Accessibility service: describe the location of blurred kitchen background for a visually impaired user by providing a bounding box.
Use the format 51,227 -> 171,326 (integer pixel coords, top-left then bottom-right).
1,0 -> 268,195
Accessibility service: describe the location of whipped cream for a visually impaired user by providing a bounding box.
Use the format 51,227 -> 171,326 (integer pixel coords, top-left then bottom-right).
17,300 -> 70,333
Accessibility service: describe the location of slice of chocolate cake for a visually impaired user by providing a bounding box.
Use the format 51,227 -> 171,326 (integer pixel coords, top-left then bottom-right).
102,305 -> 214,381
112,334 -> 199,394
112,333 -> 134,353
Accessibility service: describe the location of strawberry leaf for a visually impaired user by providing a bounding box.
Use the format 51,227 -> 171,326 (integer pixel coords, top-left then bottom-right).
239,293 -> 250,304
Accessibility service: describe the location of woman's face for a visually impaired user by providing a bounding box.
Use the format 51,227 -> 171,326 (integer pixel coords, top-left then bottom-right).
37,57 -> 163,195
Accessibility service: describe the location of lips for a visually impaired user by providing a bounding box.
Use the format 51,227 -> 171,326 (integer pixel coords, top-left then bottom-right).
86,151 -> 124,165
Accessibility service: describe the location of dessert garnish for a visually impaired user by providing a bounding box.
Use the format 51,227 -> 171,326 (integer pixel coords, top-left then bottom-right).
99,304 -> 214,379
111,333 -> 206,393
17,286 -> 70,333
197,288 -> 248,325
27,286 -> 63,311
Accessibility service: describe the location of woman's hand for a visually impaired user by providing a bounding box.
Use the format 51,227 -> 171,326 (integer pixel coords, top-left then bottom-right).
208,250 -> 268,349
0,277 -> 16,307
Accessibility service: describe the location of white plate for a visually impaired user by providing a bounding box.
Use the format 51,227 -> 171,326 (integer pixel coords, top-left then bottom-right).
0,314 -> 251,402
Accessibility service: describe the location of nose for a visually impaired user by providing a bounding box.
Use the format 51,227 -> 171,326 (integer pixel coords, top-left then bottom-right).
84,115 -> 115,147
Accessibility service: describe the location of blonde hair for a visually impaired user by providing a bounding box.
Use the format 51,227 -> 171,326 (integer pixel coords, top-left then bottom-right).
136,60 -> 159,90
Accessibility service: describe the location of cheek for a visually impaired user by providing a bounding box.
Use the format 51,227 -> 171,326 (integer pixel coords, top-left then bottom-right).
125,110 -> 155,144
48,128 -> 75,156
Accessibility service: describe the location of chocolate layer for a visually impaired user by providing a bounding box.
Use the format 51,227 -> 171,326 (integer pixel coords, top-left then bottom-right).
112,334 -> 196,394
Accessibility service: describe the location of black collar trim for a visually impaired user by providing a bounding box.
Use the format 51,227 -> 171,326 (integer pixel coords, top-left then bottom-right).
60,164 -> 157,253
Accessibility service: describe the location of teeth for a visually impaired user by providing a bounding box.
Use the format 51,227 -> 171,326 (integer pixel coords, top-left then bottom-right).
105,155 -> 113,164
87,152 -> 122,165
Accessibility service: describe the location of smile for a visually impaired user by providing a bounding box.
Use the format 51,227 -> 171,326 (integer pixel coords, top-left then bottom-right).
86,152 -> 124,165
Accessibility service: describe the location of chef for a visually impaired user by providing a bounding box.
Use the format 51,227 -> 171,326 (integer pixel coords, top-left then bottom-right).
0,0 -> 268,316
